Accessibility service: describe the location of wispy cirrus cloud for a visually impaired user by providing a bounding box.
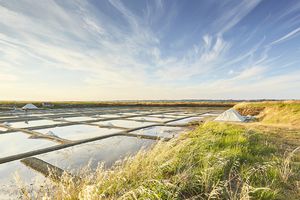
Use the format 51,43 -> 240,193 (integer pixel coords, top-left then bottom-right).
213,0 -> 262,34
0,0 -> 299,100
270,27 -> 300,45
155,34 -> 231,80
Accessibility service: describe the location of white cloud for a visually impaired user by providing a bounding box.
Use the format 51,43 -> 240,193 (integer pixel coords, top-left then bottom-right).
155,35 -> 230,80
215,0 -> 262,34
232,66 -> 266,80
0,0 -> 154,83
173,70 -> 300,99
0,0 -> 299,100
270,27 -> 300,45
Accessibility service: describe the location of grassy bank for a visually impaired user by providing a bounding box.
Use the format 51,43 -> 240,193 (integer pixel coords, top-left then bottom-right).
22,122 -> 300,199
234,101 -> 300,127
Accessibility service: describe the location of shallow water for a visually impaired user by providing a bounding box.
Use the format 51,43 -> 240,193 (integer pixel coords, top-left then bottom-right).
149,114 -> 181,118
167,116 -> 204,125
128,116 -> 174,122
0,106 -> 224,199
9,119 -> 63,128
201,113 -> 221,116
98,114 -> 122,118
93,119 -> 155,129
0,127 -> 7,132
63,116 -> 96,122
36,125 -> 120,141
0,160 -> 47,200
0,132 -> 57,158
133,126 -> 184,138
116,112 -> 139,116
0,116 -> 16,119
36,136 -> 155,170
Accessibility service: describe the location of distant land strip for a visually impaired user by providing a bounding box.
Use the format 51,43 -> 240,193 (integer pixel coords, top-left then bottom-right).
0,99 -> 295,109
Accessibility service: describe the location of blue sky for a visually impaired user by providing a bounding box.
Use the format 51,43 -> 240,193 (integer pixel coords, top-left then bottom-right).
0,0 -> 299,100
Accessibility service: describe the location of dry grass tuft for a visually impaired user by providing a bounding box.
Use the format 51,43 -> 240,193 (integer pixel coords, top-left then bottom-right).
19,122 -> 300,199
234,101 -> 300,128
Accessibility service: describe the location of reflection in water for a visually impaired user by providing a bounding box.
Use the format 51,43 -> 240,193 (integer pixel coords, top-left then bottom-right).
9,119 -> 63,128
134,126 -> 184,138
167,117 -> 203,125
36,136 -> 155,170
0,106 -> 223,199
128,116 -> 174,122
93,120 -> 155,129
64,116 -> 95,122
0,132 -> 57,158
36,125 -> 120,140
0,127 -> 8,132
99,114 -> 122,118
0,160 -> 47,199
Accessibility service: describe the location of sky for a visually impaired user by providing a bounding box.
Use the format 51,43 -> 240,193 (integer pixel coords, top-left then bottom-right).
0,0 -> 300,101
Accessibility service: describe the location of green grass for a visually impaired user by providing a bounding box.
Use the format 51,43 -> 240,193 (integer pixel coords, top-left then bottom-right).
22,122 -> 300,199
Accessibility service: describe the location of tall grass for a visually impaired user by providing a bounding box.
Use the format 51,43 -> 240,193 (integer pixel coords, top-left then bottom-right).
235,101 -> 300,127
20,122 -> 300,199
